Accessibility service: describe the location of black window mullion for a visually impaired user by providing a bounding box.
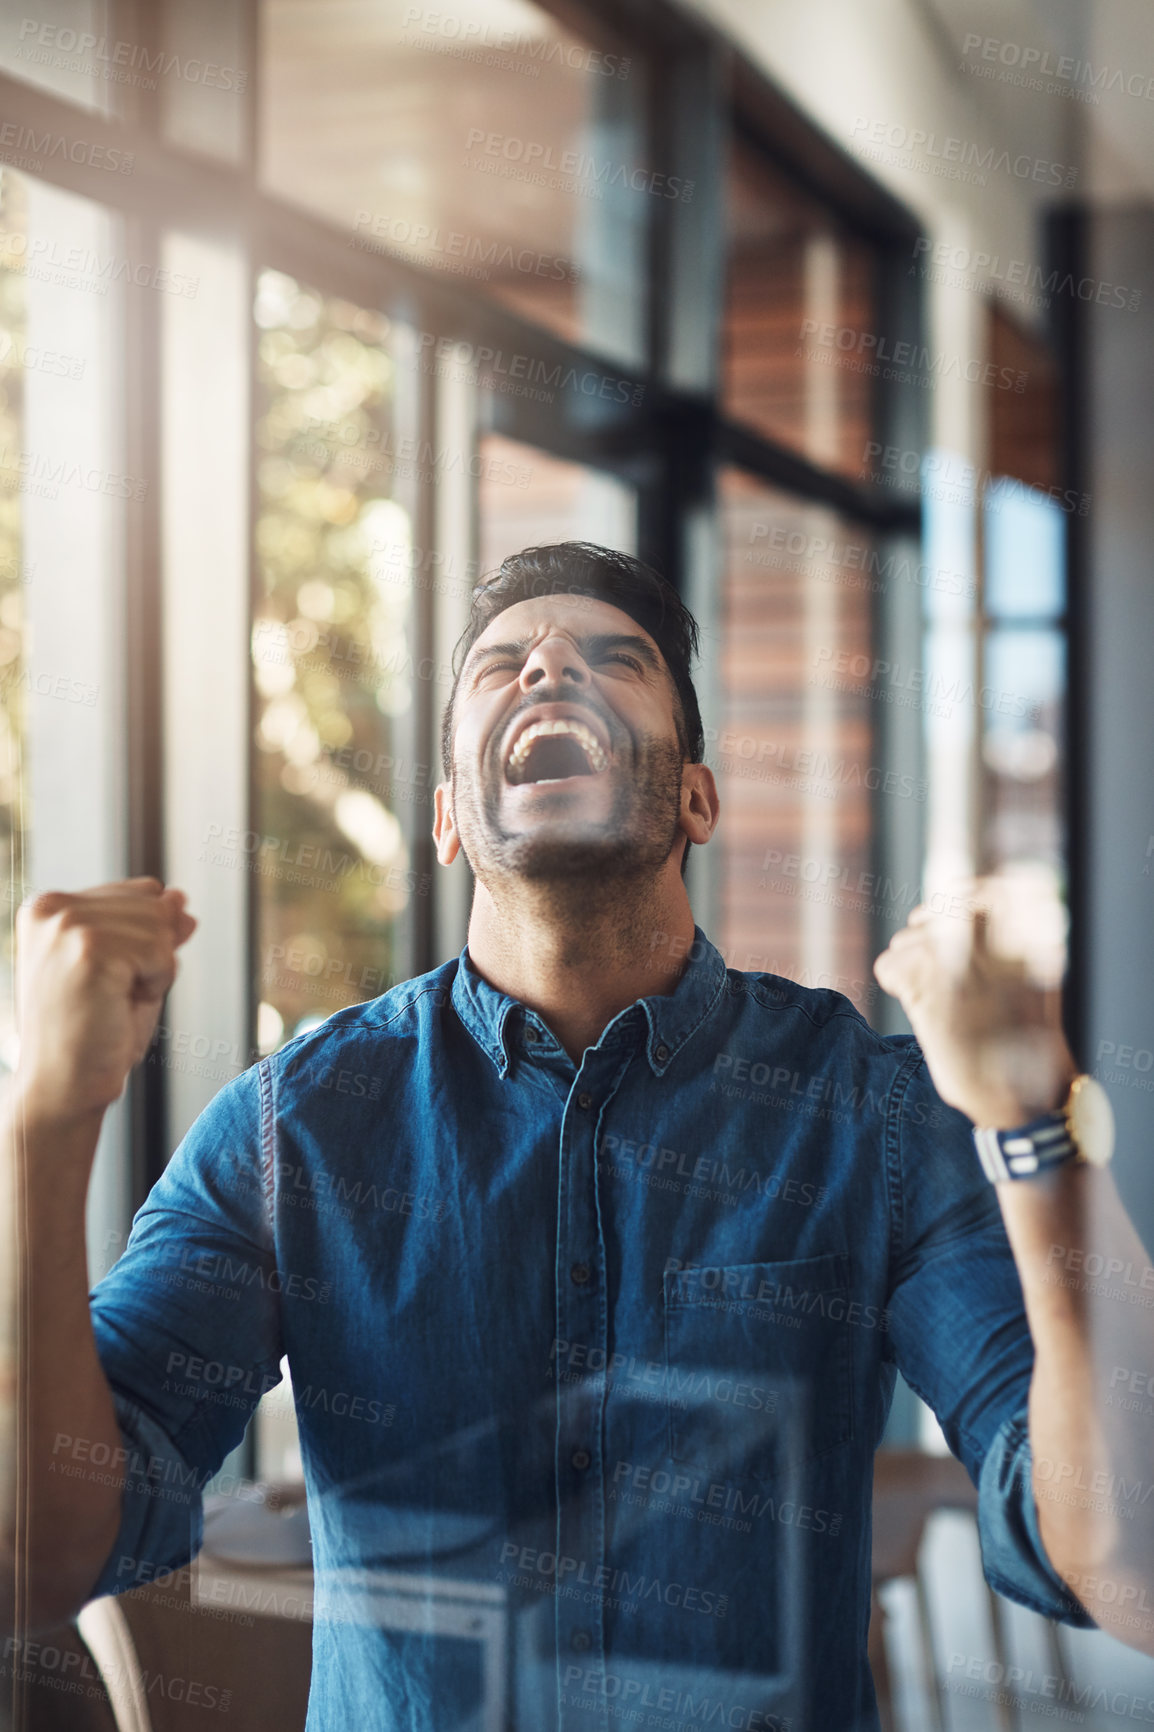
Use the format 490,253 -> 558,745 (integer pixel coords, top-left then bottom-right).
719,419 -> 921,537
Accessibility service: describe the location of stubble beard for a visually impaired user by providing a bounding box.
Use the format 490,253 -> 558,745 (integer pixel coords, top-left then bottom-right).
452,733 -> 687,913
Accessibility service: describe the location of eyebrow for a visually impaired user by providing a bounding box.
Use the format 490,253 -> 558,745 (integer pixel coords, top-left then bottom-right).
466,632 -> 663,676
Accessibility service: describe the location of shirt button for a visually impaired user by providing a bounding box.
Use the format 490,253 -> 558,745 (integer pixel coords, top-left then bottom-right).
571,1448 -> 591,1471
570,1628 -> 592,1653
655,1043 -> 669,1063
577,1092 -> 593,1110
570,1262 -> 591,1286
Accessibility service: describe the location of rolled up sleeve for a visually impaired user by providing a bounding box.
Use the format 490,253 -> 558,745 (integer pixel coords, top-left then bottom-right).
84,1388 -> 206,1599
979,1407 -> 1095,1625
86,1060 -> 283,1598
884,1045 -> 1096,1628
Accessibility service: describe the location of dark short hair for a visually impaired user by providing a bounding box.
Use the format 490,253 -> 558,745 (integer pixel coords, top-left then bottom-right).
440,541 -> 704,779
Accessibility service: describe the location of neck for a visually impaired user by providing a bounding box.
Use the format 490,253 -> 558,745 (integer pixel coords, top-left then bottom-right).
465,868 -> 696,1063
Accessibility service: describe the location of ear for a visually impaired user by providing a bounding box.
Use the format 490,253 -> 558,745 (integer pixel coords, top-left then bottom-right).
679,762 -> 719,847
432,782 -> 460,866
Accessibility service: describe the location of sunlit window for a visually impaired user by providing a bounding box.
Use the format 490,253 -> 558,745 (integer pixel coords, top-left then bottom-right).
252,269 -> 418,1052
0,173 -> 28,1074
0,165 -> 131,1269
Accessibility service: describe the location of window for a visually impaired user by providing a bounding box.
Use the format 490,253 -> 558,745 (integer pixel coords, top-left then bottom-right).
252,269 -> 418,1052
0,176 -> 27,1074
980,307 -> 1066,893
0,1 -> 111,113
919,306 -> 1069,933
724,135 -> 877,480
0,166 -> 132,1276
0,1 -> 249,153
711,471 -> 877,1014
478,434 -> 637,568
259,0 -> 648,368
981,481 -> 1065,882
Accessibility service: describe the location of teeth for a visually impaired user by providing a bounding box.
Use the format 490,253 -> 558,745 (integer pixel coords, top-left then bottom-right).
506,718 -> 607,775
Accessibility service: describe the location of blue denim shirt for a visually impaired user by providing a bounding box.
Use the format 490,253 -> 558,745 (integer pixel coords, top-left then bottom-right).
88,927 -> 1092,1731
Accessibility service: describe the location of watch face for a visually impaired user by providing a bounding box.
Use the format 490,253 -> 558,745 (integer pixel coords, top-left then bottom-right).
1068,1075 -> 1116,1167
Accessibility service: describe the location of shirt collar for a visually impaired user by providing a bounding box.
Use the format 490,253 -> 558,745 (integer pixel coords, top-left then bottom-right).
450,925 -> 728,1078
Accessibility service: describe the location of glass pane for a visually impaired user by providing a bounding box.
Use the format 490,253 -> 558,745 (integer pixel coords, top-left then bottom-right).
0,1 -> 248,141
0,175 -> 29,1069
724,137 -> 876,479
0,0 -> 111,113
0,166 -> 131,1274
983,476 -> 1065,619
161,230 -> 252,1148
713,470 -> 876,1015
260,0 -> 648,369
252,268 -> 417,1054
921,450 -> 978,895
478,434 -> 637,570
982,626 -> 1066,875
978,310 -> 1068,970
989,303 -> 1061,496
158,0 -> 249,164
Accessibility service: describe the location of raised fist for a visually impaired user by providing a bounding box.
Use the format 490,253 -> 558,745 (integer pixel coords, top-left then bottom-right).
13,877 -> 197,1127
873,875 -> 1076,1128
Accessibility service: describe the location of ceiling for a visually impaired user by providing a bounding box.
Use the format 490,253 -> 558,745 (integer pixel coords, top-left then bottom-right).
919,0 -> 1154,203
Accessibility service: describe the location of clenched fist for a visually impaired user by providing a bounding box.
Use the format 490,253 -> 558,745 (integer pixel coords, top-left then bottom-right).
873,876 -> 1077,1129
13,877 -> 197,1128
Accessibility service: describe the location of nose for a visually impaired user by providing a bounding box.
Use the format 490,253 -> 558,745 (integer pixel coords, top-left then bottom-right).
518,635 -> 588,691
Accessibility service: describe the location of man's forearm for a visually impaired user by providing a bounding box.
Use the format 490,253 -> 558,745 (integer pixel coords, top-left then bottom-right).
0,1087 -> 124,1632
996,1161 -> 1154,1653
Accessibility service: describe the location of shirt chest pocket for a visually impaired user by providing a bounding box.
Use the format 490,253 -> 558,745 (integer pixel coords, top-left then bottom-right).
663,1254 -> 855,1482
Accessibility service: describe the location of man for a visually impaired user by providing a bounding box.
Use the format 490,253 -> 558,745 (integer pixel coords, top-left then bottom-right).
2,541 -> 1152,1731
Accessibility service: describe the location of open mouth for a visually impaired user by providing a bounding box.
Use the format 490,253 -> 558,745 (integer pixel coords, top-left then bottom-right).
505,718 -> 608,786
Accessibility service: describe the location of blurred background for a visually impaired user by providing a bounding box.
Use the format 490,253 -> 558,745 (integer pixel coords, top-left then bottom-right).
1,0 -> 1153,1725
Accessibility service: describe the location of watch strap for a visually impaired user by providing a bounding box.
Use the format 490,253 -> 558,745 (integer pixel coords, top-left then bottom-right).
972,1109 -> 1078,1183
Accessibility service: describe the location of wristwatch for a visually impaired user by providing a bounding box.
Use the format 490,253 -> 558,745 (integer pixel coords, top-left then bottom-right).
972,1074 -> 1115,1183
